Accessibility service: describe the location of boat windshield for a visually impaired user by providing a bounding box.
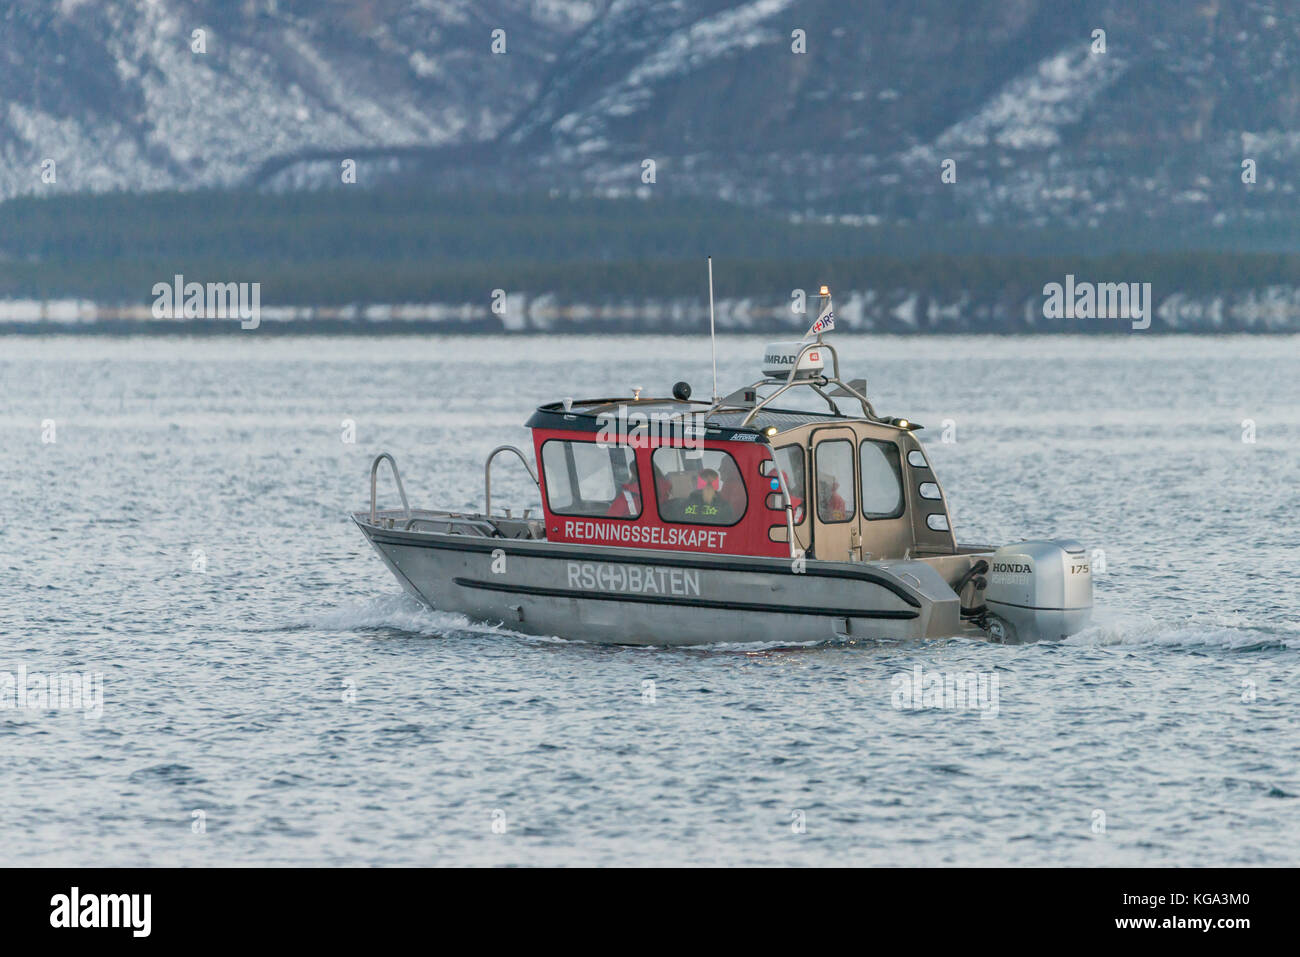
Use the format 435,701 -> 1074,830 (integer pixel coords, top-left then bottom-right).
651,448 -> 746,526
541,440 -> 640,517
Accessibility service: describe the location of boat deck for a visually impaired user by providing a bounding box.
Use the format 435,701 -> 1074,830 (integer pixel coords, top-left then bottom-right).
358,508 -> 545,540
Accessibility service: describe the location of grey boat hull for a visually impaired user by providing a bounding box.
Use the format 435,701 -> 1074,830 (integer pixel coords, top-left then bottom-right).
354,514 -> 984,646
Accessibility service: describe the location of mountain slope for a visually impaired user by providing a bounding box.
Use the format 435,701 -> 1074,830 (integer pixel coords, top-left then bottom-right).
0,0 -> 603,198
489,0 -> 1300,227
4,0 -> 1300,232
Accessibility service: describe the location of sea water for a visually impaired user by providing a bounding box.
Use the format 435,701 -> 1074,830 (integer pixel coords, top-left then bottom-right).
0,333 -> 1296,865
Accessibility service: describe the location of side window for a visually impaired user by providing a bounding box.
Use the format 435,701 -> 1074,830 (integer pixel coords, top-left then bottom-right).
541,441 -> 640,518
761,445 -> 807,522
773,445 -> 806,503
652,447 -> 747,526
860,440 -> 905,519
815,439 -> 855,523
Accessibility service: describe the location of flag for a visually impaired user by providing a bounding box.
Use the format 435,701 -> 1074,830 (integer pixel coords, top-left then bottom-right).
806,297 -> 835,338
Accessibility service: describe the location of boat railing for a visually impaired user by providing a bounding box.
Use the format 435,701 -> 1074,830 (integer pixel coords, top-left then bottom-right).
733,340 -> 877,427
485,445 -> 541,517
369,452 -> 411,524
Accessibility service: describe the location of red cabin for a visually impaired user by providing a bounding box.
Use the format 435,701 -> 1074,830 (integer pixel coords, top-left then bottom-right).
527,399 -> 793,558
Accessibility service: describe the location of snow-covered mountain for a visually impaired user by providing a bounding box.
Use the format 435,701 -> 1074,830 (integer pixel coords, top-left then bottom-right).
1,0 -> 604,196
5,0 -> 1300,230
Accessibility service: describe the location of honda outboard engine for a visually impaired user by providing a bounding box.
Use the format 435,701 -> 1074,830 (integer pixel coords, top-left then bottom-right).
983,540 -> 1092,643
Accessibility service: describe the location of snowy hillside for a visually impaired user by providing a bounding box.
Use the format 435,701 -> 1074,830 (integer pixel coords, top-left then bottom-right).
4,0 -> 1300,230
1,0 -> 603,197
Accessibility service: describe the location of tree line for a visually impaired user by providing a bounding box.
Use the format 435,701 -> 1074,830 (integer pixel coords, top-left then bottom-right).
1,187 -> 1297,305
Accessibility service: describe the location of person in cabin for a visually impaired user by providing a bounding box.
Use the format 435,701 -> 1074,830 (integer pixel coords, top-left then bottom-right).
652,460 -> 673,504
716,455 -> 747,518
658,454 -> 700,521
606,461 -> 642,517
818,475 -> 848,521
680,468 -> 735,525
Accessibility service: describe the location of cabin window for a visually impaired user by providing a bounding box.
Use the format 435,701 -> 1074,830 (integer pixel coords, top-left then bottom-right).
761,445 -> 807,523
772,445 -> 806,506
814,440 -> 856,523
651,447 -> 746,526
859,440 -> 905,519
541,440 -> 641,519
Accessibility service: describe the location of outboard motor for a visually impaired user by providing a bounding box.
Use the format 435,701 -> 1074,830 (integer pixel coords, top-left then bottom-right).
983,540 -> 1092,643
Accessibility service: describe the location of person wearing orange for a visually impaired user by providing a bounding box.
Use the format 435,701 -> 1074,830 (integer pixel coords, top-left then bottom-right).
606,474 -> 641,517
818,475 -> 848,521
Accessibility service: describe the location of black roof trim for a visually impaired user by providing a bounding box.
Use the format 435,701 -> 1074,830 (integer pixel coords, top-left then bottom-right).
526,403 -> 768,444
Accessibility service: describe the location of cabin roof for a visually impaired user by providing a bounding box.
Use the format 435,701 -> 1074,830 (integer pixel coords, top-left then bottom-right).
705,408 -> 848,431
526,397 -> 870,440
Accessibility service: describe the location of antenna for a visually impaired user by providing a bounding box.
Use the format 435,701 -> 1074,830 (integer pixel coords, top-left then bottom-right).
707,256 -> 718,402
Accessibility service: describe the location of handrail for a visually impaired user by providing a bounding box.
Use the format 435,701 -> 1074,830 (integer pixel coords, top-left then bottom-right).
369,452 -> 411,524
485,445 -> 541,517
402,516 -> 497,536
738,340 -> 875,426
700,339 -> 878,427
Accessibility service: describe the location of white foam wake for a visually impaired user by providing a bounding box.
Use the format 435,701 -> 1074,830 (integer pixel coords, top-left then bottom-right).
302,592 -> 557,641
1064,611 -> 1299,652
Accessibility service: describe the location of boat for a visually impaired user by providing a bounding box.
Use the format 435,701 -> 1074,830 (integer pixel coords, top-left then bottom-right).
353,285 -> 1092,646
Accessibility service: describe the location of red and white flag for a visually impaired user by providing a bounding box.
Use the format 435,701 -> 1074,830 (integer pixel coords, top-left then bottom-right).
806,297 -> 835,338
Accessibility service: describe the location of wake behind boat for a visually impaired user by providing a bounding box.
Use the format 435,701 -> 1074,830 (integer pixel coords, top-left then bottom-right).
353,282 -> 1092,646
